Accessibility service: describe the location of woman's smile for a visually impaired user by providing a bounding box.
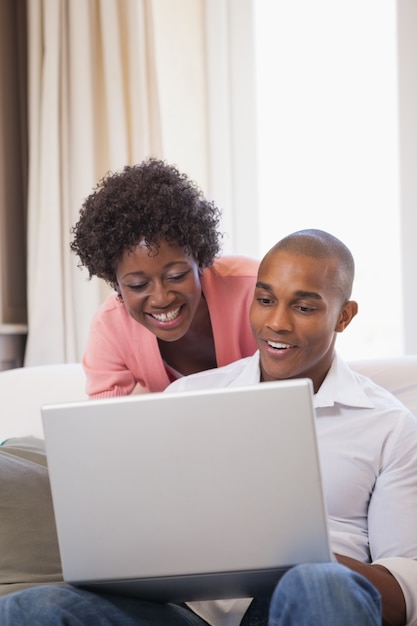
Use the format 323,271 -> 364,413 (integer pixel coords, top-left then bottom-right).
116,239 -> 203,342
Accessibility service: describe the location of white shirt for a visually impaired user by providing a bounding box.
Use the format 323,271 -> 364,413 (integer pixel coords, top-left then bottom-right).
167,352 -> 417,626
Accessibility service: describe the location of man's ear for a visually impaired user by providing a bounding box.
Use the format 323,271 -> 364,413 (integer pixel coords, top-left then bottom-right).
335,300 -> 358,333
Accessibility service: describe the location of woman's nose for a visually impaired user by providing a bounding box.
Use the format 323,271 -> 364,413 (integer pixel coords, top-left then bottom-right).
149,282 -> 174,307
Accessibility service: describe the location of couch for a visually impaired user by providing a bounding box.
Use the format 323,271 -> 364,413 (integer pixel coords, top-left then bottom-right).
1,356 -> 416,443
0,356 -> 416,600
0,363 -> 87,442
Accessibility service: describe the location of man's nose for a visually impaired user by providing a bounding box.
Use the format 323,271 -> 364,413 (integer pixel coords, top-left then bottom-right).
267,305 -> 293,331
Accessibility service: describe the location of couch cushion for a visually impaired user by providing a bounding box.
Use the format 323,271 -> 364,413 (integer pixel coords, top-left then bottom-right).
348,355 -> 417,418
0,437 -> 64,596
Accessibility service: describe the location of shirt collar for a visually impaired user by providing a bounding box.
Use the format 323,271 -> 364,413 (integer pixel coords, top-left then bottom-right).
233,352 -> 262,386
314,352 -> 375,410
240,351 -> 374,411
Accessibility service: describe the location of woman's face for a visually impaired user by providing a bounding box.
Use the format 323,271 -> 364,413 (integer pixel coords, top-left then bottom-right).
115,239 -> 203,342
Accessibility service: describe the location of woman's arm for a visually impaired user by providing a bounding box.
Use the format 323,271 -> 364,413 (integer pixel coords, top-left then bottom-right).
131,382 -> 150,394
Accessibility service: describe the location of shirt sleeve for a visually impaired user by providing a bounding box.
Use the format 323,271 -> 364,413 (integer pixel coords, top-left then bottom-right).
368,411 -> 417,625
83,299 -> 140,398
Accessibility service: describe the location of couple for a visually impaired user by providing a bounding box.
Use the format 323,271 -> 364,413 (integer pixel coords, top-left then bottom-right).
0,225 -> 416,625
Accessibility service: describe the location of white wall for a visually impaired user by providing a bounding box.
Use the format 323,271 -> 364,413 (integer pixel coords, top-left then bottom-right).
397,0 -> 417,354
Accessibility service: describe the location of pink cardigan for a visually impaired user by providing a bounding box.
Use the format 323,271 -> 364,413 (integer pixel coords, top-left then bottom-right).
83,256 -> 259,398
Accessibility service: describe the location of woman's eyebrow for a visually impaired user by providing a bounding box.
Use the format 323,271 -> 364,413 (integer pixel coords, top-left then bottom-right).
121,262 -> 190,280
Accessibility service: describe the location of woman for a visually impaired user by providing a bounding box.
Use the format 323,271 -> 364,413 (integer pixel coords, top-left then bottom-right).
70,158 -> 259,397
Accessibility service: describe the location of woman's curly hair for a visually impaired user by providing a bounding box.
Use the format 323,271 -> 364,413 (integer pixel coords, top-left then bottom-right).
70,158 -> 223,287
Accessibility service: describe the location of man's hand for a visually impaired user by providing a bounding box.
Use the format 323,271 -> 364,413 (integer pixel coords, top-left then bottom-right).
335,553 -> 406,626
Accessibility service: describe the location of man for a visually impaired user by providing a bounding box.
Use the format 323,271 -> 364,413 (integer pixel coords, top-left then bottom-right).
0,229 -> 416,625
168,229 -> 417,626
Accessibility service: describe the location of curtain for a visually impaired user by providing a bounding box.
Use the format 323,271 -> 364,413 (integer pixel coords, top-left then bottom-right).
0,0 -> 27,327
24,0 -> 209,365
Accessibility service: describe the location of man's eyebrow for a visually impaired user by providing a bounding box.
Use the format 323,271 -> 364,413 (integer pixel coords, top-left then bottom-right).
255,282 -> 322,301
295,290 -> 322,300
255,280 -> 272,291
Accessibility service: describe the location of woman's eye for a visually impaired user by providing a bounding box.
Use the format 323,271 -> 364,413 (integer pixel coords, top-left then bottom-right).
168,272 -> 188,282
128,283 -> 148,290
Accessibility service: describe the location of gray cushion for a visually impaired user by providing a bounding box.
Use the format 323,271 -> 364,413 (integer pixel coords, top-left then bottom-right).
0,437 -> 63,596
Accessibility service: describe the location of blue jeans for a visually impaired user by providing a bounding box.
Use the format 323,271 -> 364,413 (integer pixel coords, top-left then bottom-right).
268,562 -> 382,625
0,563 -> 381,625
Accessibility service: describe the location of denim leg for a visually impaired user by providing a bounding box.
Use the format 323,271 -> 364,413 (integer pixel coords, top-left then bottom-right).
0,585 -> 209,626
268,563 -> 382,626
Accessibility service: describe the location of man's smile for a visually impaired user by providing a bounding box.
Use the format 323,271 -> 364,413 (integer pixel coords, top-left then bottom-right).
265,340 -> 296,350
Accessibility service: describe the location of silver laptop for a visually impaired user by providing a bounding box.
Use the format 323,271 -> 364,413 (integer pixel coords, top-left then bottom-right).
41,378 -> 332,603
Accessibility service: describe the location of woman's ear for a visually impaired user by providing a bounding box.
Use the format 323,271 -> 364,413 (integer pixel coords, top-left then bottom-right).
112,282 -> 123,302
335,300 -> 358,333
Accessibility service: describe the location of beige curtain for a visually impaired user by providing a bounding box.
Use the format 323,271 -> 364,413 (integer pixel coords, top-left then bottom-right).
24,0 -> 208,365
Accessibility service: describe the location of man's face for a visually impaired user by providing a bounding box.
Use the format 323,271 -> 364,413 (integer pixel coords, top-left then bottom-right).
249,249 -> 356,392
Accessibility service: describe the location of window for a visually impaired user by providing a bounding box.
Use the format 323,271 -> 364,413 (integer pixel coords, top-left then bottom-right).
253,0 -> 403,359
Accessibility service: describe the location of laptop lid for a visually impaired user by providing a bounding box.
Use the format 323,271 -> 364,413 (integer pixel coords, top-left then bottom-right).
41,378 -> 332,602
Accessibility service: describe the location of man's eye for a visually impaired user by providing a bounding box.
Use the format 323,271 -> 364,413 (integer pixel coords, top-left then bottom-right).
297,305 -> 315,313
258,297 -> 273,305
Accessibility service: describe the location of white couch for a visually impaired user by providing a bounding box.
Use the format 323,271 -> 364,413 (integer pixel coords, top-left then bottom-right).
0,356 -> 416,601
0,356 -> 416,443
0,363 -> 87,441
348,355 -> 417,417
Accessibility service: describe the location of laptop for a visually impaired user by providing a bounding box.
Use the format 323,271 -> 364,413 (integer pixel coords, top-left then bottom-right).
41,378 -> 332,603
